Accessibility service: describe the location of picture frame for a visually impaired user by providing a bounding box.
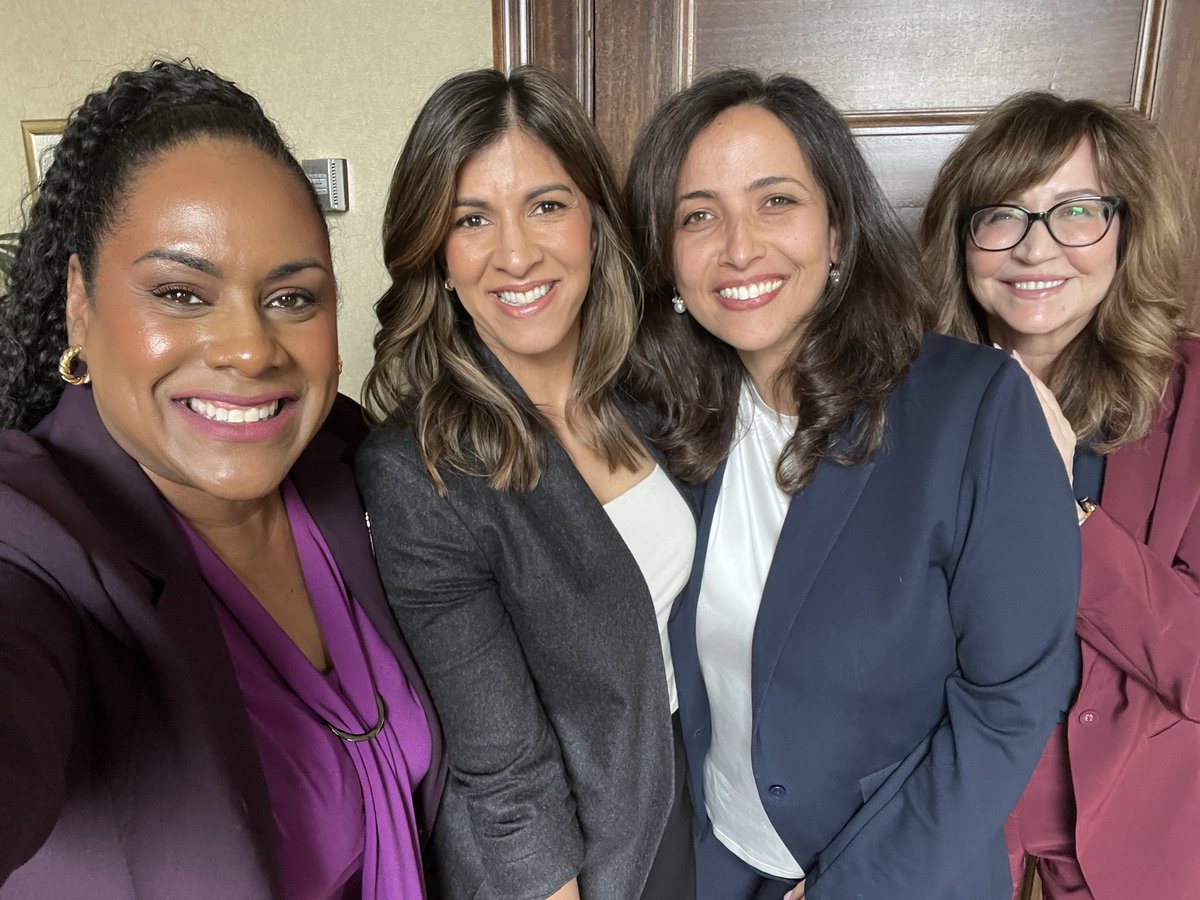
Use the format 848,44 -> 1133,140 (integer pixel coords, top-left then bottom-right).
21,118 -> 68,190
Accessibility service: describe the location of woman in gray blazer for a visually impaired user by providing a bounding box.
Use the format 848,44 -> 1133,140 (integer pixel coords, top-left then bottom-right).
356,67 -> 695,900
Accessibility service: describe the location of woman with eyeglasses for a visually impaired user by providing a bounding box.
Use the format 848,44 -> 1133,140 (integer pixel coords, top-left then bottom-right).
921,92 -> 1200,900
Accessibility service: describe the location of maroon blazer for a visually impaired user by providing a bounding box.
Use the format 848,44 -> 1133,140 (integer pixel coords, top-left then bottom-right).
1065,339 -> 1200,898
0,386 -> 445,898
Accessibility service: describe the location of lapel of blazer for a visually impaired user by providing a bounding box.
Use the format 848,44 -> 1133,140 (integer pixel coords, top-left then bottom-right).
1144,352 -> 1200,555
37,386 -> 280,876
616,392 -> 700,518
672,458 -> 726,723
1104,350 -> 1199,555
289,429 -> 447,835
750,455 -> 876,723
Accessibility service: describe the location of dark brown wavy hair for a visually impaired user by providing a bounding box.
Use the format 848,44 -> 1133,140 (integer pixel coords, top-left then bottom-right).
624,69 -> 930,490
364,66 -> 643,494
920,92 -> 1191,450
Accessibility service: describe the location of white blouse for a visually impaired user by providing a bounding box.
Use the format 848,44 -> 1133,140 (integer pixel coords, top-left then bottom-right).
603,464 -> 695,713
696,380 -> 804,879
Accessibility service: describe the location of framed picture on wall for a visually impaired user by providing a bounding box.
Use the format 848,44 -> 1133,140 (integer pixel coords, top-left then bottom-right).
21,119 -> 67,190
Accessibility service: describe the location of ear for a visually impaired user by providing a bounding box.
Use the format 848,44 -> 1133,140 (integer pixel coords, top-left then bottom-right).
829,222 -> 842,268
65,254 -> 92,349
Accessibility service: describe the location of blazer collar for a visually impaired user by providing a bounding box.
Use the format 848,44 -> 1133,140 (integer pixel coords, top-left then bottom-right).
35,386 -> 283,881
690,442 -> 876,720
1105,350 -> 1200,555
472,338 -> 698,510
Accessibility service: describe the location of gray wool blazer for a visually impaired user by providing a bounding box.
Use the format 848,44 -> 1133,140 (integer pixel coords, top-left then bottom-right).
356,384 -> 693,900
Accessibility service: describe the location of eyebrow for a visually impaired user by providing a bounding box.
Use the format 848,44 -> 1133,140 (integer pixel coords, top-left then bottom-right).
266,258 -> 329,280
133,248 -> 328,281
676,175 -> 807,206
454,182 -> 576,209
1003,188 -> 1106,207
134,248 -> 218,275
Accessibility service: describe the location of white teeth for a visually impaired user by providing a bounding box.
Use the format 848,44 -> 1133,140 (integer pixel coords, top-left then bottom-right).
1012,279 -> 1065,291
497,283 -> 553,307
186,398 -> 281,424
718,278 -> 784,301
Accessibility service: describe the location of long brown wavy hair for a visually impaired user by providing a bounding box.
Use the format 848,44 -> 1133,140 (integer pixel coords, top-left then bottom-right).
365,66 -> 643,493
920,92 -> 1192,450
624,69 -> 930,491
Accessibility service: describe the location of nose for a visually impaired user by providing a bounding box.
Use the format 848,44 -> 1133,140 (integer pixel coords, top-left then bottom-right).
718,214 -> 763,269
496,217 -> 544,276
1012,218 -> 1060,264
202,300 -> 286,376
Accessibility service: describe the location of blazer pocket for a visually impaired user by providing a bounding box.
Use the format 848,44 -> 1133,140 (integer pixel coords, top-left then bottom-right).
858,758 -> 903,803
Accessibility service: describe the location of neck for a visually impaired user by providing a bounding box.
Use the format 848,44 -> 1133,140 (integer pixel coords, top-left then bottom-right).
150,474 -> 289,556
985,322 -> 1067,383
740,350 -> 796,416
487,334 -> 580,423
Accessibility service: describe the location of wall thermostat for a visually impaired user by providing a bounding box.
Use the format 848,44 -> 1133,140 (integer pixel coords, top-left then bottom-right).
302,158 -> 349,212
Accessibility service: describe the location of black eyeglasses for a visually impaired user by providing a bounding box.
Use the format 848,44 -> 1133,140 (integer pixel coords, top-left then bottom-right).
966,196 -> 1123,251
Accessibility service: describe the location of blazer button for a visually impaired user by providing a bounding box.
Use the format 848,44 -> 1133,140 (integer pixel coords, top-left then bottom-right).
768,784 -> 787,798
1078,709 -> 1098,724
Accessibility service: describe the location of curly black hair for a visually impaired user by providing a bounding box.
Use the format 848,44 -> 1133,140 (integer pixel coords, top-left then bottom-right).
0,59 -> 323,431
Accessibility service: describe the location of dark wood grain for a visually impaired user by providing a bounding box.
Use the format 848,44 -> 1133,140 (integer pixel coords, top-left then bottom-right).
691,1 -> 1148,112
1149,0 -> 1200,313
501,0 -> 1197,299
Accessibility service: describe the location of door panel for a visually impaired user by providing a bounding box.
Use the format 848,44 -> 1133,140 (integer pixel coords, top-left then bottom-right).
498,0 -> 1199,301
692,1 -> 1149,113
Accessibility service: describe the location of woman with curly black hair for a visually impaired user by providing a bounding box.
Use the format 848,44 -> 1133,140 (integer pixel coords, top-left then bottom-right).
0,61 -> 442,898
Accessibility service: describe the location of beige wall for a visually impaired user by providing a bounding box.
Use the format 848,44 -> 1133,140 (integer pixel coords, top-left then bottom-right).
1,0 -> 492,400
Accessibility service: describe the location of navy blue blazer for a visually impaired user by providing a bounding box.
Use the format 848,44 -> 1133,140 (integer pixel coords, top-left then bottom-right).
670,334 -> 1081,899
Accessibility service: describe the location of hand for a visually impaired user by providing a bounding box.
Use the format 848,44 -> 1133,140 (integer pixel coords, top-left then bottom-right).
784,881 -> 805,900
1008,350 -> 1076,487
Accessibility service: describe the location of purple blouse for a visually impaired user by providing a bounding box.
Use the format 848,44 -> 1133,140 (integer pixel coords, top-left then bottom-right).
175,481 -> 430,899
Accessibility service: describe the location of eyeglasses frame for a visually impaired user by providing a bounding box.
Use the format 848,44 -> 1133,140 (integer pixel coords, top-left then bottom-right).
964,195 -> 1125,252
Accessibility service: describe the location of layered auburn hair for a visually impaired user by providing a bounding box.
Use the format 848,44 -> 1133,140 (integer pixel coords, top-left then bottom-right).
624,69 -> 930,491
365,66 -> 642,493
920,92 -> 1191,451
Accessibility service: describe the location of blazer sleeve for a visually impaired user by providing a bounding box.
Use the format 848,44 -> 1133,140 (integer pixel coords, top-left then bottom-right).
356,433 -> 584,899
0,558 -> 82,882
808,362 -> 1081,898
1074,483 -> 1200,722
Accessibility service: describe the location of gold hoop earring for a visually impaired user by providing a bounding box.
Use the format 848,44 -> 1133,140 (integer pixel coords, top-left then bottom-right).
58,345 -> 91,386
443,277 -> 454,292
336,355 -> 344,375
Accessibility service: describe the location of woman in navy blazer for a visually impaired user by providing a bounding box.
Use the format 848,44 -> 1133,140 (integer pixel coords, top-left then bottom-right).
921,92 -> 1200,900
0,62 -> 443,897
624,70 -> 1081,900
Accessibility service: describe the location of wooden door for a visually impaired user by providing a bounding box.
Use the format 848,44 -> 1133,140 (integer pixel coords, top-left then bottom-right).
494,0 -> 1200,296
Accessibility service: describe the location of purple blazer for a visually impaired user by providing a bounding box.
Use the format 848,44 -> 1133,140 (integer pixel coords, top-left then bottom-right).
0,387 -> 445,898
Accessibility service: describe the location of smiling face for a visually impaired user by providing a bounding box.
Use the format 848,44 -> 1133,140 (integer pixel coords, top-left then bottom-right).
442,127 -> 594,384
671,104 -> 839,396
66,137 -> 338,511
965,139 -> 1120,363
